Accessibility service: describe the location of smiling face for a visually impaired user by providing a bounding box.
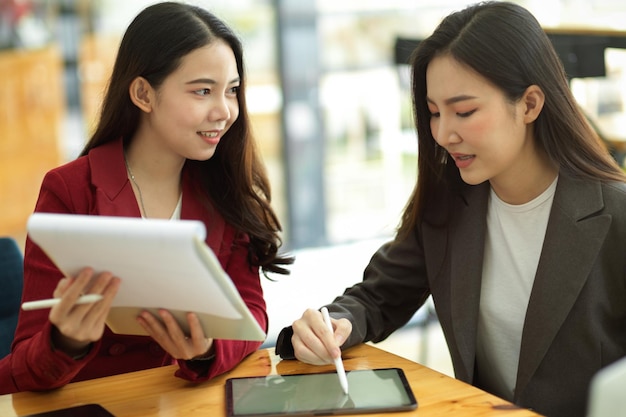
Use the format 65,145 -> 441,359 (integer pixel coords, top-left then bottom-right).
426,54 -> 548,200
135,39 -> 240,162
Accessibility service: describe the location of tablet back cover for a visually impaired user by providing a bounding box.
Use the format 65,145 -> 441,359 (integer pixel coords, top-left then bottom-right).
27,213 -> 265,341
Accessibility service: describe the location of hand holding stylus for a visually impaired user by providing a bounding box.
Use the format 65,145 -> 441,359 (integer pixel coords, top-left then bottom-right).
290,307 -> 352,366
45,268 -> 121,357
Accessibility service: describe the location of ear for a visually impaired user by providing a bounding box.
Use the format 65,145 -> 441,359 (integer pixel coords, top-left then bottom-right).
521,84 -> 545,124
129,76 -> 154,113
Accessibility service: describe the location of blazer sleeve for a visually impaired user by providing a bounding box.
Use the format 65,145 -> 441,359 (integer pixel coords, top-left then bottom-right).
175,227 -> 267,381
276,228 -> 431,359
0,169 -> 100,394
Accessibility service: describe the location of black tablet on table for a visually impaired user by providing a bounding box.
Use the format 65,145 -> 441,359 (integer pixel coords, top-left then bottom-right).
21,404 -> 115,417
226,368 -> 417,416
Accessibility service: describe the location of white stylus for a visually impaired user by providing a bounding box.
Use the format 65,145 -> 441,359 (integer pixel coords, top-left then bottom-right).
321,307 -> 349,395
22,294 -> 104,311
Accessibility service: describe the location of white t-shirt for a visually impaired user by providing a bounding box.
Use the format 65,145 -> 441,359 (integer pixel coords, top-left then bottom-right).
476,177 -> 558,400
138,193 -> 182,220
171,193 -> 183,220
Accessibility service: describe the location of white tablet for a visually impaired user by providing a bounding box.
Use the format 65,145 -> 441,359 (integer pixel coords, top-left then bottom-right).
225,368 -> 417,416
27,213 -> 265,341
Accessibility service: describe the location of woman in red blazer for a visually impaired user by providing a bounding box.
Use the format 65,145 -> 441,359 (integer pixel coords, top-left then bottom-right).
0,2 -> 291,394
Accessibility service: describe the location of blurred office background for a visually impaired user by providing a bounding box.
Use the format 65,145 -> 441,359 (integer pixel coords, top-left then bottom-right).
2,0 -> 626,375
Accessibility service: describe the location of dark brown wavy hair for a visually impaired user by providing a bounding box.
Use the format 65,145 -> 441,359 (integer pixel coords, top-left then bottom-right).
80,2 -> 292,275
398,1 -> 626,239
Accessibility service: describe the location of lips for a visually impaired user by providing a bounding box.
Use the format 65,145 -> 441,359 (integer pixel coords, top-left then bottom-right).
198,130 -> 221,145
450,153 -> 475,169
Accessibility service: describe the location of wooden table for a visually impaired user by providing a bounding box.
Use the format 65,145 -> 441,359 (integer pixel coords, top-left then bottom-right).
0,344 -> 541,416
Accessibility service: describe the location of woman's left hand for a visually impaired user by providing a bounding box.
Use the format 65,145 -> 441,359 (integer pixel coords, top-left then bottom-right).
137,309 -> 214,360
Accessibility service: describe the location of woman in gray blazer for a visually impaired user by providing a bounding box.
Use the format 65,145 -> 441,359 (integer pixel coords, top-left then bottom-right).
276,2 -> 626,417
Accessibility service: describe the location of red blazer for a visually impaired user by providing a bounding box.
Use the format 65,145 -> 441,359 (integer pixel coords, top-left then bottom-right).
0,138 -> 267,394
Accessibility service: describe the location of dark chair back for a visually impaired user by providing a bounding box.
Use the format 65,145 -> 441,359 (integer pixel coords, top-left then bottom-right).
0,237 -> 24,358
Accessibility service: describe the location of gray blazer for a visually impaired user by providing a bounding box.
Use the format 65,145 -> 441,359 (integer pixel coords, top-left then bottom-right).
277,172 -> 626,417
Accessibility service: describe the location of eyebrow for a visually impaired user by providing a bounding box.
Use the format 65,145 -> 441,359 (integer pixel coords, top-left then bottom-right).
426,94 -> 478,106
185,77 -> 240,85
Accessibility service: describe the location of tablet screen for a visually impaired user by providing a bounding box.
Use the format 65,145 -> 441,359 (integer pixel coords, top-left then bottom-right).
225,368 -> 417,416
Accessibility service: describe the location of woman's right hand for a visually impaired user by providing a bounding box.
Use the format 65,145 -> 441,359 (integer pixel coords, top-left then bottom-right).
48,267 -> 121,357
291,308 -> 352,365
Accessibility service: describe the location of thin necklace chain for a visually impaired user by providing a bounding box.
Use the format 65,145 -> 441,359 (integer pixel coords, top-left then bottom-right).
124,154 -> 148,218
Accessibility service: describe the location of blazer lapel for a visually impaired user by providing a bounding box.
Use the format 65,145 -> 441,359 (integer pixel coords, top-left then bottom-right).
515,174 -> 612,398
449,182 -> 490,381
89,139 -> 141,217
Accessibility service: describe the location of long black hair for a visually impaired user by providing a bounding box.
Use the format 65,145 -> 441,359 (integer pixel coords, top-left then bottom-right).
81,2 -> 292,275
399,1 -> 625,238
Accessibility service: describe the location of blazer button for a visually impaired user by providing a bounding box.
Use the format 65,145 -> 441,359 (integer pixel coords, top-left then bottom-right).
108,343 -> 126,356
